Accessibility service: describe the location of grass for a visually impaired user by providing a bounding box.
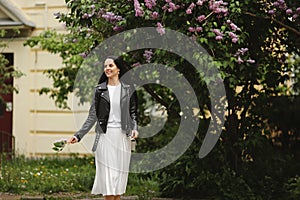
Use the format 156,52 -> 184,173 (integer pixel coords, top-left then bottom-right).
0,153 -> 160,200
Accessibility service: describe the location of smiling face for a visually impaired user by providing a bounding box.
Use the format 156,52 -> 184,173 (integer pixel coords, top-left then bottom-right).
104,58 -> 120,79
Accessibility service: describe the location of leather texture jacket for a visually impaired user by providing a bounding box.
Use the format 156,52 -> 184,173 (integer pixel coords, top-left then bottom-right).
74,81 -> 138,152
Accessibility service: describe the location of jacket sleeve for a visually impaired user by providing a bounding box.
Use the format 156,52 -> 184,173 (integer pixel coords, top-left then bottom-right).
130,85 -> 138,131
74,90 -> 97,142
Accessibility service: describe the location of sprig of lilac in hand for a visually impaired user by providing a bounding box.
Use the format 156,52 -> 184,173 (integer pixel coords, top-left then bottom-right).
52,138 -> 68,152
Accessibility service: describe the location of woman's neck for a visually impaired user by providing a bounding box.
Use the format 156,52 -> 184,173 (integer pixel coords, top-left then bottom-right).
107,77 -> 120,86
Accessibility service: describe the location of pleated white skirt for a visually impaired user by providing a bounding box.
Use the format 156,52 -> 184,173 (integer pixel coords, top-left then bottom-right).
91,127 -> 131,196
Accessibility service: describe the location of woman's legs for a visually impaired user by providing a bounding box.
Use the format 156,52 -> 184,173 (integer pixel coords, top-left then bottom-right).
114,195 -> 121,200
104,195 -> 114,200
104,195 -> 120,200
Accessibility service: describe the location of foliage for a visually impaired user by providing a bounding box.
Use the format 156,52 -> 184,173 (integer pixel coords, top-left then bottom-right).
127,173 -> 160,200
24,0 -> 300,199
285,176 -> 300,200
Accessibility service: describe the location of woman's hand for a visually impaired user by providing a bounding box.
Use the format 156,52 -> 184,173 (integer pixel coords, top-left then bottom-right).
131,130 -> 139,139
68,136 -> 78,144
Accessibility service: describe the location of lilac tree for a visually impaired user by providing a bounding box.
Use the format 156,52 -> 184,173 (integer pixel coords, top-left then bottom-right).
25,0 -> 300,198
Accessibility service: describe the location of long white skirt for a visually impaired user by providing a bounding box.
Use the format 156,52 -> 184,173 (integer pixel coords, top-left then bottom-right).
91,127 -> 131,196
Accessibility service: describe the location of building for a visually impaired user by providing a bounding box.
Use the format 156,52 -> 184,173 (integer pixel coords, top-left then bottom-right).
0,0 -> 95,157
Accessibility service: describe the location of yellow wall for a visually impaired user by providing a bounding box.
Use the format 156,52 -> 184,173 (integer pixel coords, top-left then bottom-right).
2,0 -> 95,157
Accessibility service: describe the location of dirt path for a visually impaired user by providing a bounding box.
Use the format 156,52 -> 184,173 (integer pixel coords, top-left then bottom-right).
0,193 -> 141,200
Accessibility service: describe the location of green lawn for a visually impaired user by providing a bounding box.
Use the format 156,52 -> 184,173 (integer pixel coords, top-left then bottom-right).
0,153 -> 160,200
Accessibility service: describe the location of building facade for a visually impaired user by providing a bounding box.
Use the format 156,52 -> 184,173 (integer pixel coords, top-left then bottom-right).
0,0 -> 94,157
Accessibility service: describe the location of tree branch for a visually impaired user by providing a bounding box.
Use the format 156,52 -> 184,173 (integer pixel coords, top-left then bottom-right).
142,85 -> 169,108
245,11 -> 300,37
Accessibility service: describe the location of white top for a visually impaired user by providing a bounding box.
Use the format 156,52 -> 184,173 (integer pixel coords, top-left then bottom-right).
107,84 -> 122,128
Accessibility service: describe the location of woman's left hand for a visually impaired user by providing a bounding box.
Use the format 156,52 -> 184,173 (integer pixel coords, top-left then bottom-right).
131,130 -> 139,139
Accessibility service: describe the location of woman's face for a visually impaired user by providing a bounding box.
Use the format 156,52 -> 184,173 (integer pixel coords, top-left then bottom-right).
104,58 -> 120,79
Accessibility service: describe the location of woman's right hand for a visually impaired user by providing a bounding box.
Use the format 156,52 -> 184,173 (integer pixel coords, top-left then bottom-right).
68,136 -> 78,144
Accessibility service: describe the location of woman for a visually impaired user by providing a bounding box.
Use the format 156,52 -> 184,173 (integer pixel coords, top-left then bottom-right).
69,56 -> 138,200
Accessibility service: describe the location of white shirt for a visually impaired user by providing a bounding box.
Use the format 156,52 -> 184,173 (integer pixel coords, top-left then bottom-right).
107,84 -> 121,128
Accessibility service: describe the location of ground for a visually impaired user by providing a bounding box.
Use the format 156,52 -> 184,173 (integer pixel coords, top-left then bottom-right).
0,193 -> 179,200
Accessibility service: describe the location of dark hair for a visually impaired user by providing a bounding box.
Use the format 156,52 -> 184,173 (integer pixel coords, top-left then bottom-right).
98,55 -> 129,84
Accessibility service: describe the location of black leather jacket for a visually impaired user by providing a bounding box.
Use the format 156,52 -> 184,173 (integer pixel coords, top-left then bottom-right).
74,81 -> 138,151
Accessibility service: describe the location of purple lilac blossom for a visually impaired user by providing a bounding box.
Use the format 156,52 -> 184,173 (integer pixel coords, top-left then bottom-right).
132,62 -> 141,67
273,2 -> 279,7
143,50 -> 153,63
209,0 -> 228,16
232,37 -> 238,43
79,52 -> 87,58
151,11 -> 159,19
113,26 -> 124,32
156,22 -> 166,35
247,59 -> 255,64
144,0 -> 156,10
212,29 -> 224,36
196,0 -> 204,6
237,56 -> 243,64
215,35 -> 223,40
186,9 -> 192,14
101,12 -> 124,24
296,7 -> 300,14
229,22 -> 240,31
268,10 -> 275,15
197,15 -> 206,22
292,14 -> 298,20
169,2 -> 176,10
188,3 -> 196,10
196,27 -> 203,32
286,9 -> 293,15
82,13 -> 89,19
188,27 -> 195,32
163,1 -> 179,12
134,0 -> 144,17
238,48 -> 249,55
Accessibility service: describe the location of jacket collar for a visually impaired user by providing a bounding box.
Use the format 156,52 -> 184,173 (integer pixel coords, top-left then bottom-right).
96,81 -> 130,90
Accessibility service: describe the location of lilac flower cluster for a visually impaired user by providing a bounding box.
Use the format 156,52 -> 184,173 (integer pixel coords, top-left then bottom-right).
144,0 -> 157,10
188,26 -> 203,33
234,48 -> 255,64
79,52 -> 88,58
143,49 -> 153,63
156,22 -> 165,35
132,62 -> 141,67
134,0 -> 144,17
162,0 -> 180,13
82,4 -> 97,19
186,3 -> 196,14
212,28 -> 224,40
196,0 -> 207,6
196,15 -> 206,22
101,12 -> 124,24
150,11 -> 159,19
226,20 -> 241,43
209,0 -> 228,17
227,20 -> 240,32
229,32 -> 238,43
269,0 -> 300,20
